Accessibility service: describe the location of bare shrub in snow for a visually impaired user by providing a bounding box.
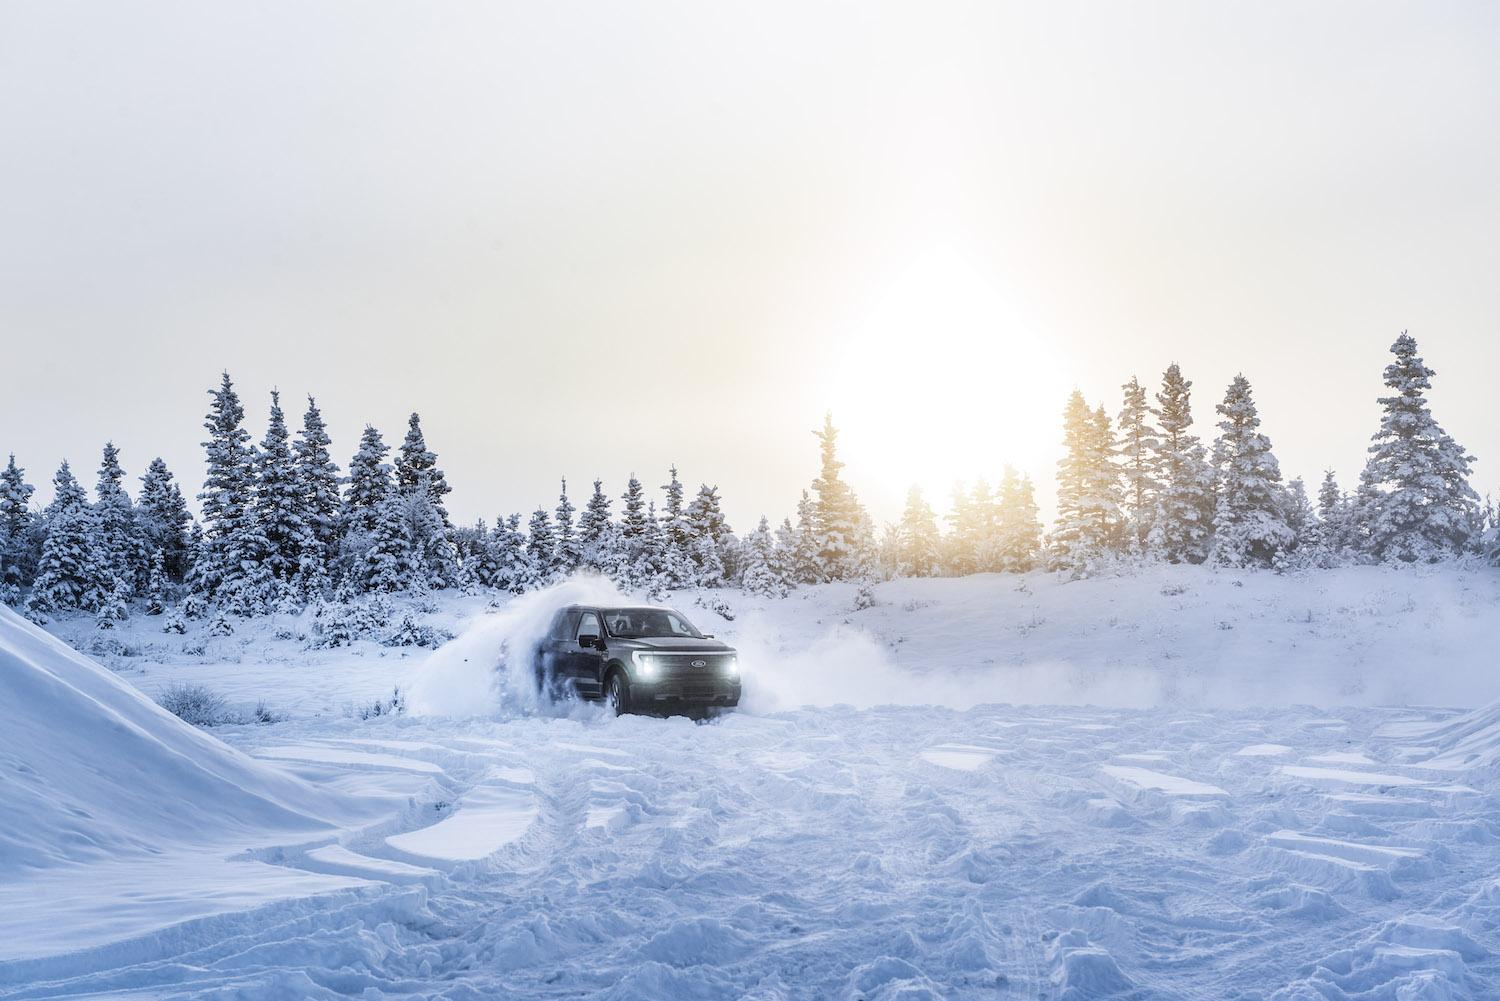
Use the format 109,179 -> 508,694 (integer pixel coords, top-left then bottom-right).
694,593 -> 736,621
157,683 -> 229,727
358,686 -> 406,720
852,583 -> 877,611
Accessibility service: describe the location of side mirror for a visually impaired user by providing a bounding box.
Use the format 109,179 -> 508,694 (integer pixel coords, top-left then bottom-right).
578,634 -> 601,650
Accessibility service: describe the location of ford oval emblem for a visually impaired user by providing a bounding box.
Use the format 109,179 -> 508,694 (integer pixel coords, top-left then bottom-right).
691,659 -> 707,668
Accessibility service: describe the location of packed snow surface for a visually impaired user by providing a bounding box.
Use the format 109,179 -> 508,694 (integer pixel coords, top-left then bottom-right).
4,566 -> 1500,998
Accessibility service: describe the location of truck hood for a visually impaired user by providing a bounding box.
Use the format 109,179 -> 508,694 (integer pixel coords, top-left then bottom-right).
626,636 -> 733,653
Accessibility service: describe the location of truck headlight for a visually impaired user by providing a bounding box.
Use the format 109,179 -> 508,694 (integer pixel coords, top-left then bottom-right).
724,656 -> 739,677
631,652 -> 661,679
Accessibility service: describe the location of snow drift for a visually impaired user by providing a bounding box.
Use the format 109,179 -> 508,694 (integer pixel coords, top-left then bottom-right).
0,607 -> 349,877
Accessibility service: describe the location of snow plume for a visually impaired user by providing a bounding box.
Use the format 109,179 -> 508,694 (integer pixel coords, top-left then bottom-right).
407,576 -> 626,718
733,620 -> 1168,712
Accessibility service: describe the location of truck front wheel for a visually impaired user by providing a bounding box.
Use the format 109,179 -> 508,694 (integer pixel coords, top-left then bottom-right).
606,671 -> 632,716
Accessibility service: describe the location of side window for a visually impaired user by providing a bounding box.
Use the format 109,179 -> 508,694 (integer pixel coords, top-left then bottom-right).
576,612 -> 601,640
549,611 -> 574,641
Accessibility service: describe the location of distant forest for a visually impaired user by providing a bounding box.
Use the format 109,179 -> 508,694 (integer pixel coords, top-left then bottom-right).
1,332 -> 1495,631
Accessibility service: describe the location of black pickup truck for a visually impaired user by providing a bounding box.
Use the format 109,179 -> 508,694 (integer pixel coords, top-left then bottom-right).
534,604 -> 741,715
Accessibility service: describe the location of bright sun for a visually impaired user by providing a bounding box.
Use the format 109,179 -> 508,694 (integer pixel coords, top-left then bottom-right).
828,246 -> 1070,520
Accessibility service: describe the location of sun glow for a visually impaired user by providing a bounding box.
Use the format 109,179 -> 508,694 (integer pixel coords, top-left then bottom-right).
828,246 -> 1069,521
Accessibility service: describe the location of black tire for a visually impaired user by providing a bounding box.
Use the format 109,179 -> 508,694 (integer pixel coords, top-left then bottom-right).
606,672 -> 631,716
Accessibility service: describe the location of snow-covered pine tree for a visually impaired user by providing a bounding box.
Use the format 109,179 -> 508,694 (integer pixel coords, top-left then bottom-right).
740,516 -> 788,597
402,478 -> 458,589
1283,477 -> 1315,552
635,500 -> 669,593
1484,499 -> 1500,566
996,466 -> 1042,572
896,486 -> 941,577
943,481 -> 976,576
137,458 -> 193,582
1051,391 -> 1122,572
577,478 -> 616,572
45,461 -> 89,519
607,474 -> 653,588
294,396 -> 342,566
255,391 -> 316,583
492,513 -> 530,593
810,413 -> 862,582
93,442 -> 144,593
1146,364 -> 1214,564
344,425 -> 392,536
0,454 -> 36,594
1360,332 -> 1481,562
1117,376 -> 1161,554
1313,470 -> 1346,561
685,484 -> 734,586
654,465 -> 695,590
526,507 -> 557,587
789,490 -> 821,585
553,478 -> 579,575
1210,375 -> 1293,567
144,547 -> 168,614
197,373 -> 270,611
395,413 -> 453,529
94,574 -> 130,629
361,493 -> 415,593
26,490 -> 97,616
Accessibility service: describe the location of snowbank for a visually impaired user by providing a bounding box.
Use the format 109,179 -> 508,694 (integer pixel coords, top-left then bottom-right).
0,607 -> 353,877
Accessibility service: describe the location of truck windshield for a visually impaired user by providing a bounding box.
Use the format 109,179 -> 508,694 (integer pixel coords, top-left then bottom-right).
601,608 -> 704,639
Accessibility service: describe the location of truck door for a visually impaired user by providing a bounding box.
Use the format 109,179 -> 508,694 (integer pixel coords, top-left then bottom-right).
538,609 -> 576,694
569,610 -> 606,698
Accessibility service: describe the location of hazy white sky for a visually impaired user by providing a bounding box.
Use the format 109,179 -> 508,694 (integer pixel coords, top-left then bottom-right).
2,1 -> 1496,529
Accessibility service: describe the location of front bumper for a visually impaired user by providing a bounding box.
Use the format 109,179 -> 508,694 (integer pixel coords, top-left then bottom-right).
634,676 -> 741,705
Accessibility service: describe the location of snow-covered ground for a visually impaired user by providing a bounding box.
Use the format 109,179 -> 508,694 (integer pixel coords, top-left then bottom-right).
5,565 -> 1500,999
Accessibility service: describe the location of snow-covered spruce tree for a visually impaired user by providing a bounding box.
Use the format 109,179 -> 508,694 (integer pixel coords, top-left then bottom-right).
810,413 -> 863,582
1210,375 -> 1293,568
613,474 -> 649,587
656,465 -> 696,590
1117,376 -> 1161,554
27,503 -> 99,617
1313,470 -> 1347,562
93,442 -> 145,593
197,373 -> 271,612
788,490 -> 821,585
255,391 -> 316,583
943,482 -> 976,575
361,493 -> 415,593
395,413 -> 453,529
402,478 -> 457,589
683,488 -> 726,588
741,516 -> 788,597
1283,477 -> 1315,553
294,396 -> 342,568
45,460 -> 89,519
1051,391 -> 1122,572
1485,500 -> 1500,566
0,454 -> 36,595
525,508 -> 557,587
553,478 -> 579,575
489,514 -> 529,593
996,466 -> 1042,572
577,478 -> 616,572
1360,332 -> 1481,562
344,425 -> 392,536
95,574 -> 130,629
896,486 -> 941,577
686,484 -> 734,586
137,458 -> 193,582
1146,364 -> 1214,564
143,547 -> 168,614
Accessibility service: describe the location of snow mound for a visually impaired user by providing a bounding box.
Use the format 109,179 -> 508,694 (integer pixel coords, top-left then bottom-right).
1399,700 -> 1500,772
0,607 -> 343,877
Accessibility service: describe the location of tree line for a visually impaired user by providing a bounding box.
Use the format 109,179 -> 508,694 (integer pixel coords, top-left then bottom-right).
0,333 -> 1495,630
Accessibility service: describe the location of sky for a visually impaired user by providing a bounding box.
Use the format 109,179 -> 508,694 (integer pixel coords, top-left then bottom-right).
1,1 -> 1496,531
